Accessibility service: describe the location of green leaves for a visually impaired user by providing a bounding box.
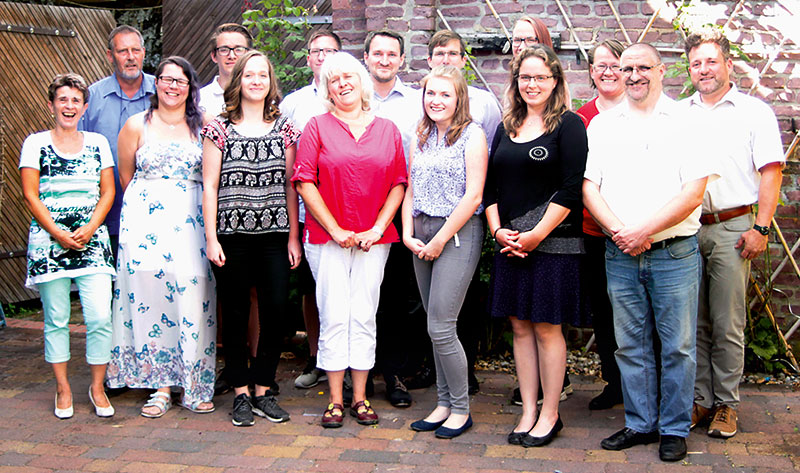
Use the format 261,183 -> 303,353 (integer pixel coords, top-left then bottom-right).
243,0 -> 313,91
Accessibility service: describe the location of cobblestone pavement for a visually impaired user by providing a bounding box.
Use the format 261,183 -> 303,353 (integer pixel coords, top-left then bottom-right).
1,319 -> 798,472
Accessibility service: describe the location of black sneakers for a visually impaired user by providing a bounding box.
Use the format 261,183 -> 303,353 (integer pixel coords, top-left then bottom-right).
386,375 -> 412,408
232,393 -> 254,427
252,394 -> 290,423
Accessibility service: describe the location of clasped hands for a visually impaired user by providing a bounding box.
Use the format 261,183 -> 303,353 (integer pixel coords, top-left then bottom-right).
55,224 -> 97,251
495,228 -> 544,258
332,227 -> 381,252
609,224 -> 653,256
403,235 -> 445,261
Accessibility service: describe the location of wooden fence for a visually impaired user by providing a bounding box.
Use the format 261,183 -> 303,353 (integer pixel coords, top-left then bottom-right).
0,2 -> 114,303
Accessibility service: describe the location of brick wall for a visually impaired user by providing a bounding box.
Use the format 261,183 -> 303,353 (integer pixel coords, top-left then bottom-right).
332,0 -> 800,329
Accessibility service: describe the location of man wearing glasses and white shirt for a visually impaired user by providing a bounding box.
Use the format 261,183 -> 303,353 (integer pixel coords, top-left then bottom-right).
583,43 -> 716,462
199,23 -> 253,115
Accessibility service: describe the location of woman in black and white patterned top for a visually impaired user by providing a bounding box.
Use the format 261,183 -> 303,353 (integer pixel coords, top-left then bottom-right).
202,50 -> 301,427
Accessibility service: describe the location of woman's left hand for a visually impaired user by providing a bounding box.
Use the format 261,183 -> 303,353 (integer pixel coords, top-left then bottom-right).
355,229 -> 381,252
417,239 -> 444,261
288,238 -> 302,269
71,223 -> 98,248
516,229 -> 544,253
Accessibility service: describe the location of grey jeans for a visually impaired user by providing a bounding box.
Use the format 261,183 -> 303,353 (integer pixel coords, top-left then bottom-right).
412,214 -> 483,414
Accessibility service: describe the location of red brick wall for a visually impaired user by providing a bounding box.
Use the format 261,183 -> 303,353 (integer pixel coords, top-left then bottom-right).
332,0 -> 800,327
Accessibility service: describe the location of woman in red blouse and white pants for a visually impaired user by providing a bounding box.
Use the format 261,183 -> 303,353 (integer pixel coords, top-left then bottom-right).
293,52 -> 407,428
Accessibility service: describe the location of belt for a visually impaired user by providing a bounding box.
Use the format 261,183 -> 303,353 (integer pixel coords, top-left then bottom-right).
700,205 -> 752,225
650,234 -> 693,250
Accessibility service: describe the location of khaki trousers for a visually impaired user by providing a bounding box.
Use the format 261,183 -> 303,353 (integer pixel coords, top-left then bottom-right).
695,213 -> 753,409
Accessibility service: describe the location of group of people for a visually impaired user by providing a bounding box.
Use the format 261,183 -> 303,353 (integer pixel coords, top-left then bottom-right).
20,14 -> 784,464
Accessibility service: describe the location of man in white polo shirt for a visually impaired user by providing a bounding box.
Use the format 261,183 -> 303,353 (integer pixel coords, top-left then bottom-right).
199,23 -> 253,115
683,27 -> 784,439
583,43 -> 715,462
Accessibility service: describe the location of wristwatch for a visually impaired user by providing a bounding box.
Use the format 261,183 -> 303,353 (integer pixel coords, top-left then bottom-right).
753,224 -> 770,236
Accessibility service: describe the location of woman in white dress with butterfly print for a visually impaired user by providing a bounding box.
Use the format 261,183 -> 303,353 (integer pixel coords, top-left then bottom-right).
107,57 -> 217,418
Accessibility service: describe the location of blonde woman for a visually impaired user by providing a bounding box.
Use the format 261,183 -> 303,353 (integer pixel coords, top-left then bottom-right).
292,52 -> 407,428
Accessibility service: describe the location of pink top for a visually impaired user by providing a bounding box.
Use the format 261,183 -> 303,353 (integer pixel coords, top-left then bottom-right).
291,113 -> 408,245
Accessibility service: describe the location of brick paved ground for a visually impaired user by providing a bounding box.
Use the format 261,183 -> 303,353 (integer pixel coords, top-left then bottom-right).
1,319 -> 798,473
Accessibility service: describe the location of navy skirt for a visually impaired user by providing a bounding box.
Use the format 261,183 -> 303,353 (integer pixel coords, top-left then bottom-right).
488,250 -> 588,326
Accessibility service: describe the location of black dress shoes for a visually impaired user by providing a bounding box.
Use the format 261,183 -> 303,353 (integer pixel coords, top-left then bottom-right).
659,435 -> 687,462
386,375 -> 412,408
521,416 -> 563,447
601,427 -> 660,450
588,386 -> 623,410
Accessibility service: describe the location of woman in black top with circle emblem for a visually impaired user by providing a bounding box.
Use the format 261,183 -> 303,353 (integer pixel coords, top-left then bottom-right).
484,45 -> 587,448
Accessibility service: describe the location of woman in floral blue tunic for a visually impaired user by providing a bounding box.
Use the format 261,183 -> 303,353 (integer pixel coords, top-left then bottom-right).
20,73 -> 116,419
107,57 -> 216,417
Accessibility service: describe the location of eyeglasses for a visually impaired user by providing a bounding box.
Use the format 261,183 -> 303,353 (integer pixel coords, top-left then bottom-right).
620,64 -> 661,75
432,50 -> 464,59
592,64 -> 621,73
518,74 -> 553,84
215,46 -> 249,56
158,76 -> 190,88
309,48 -> 338,56
511,37 -> 539,47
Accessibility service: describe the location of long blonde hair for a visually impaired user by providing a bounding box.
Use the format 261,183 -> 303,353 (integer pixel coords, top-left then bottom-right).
503,45 -> 568,136
416,65 -> 472,149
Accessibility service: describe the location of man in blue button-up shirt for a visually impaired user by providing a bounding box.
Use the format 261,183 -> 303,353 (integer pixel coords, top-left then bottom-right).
79,25 -> 155,256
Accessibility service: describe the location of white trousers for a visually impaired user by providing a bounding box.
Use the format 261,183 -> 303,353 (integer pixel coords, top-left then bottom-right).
304,241 -> 390,371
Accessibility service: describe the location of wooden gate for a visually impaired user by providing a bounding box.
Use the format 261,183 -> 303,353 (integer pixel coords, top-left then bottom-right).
0,2 -> 115,303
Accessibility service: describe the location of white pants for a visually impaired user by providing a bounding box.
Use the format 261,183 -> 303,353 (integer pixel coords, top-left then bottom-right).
304,241 -> 390,371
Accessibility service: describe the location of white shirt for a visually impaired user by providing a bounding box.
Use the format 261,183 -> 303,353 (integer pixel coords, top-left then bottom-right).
199,76 -> 225,116
585,94 -> 717,242
684,84 -> 785,213
468,85 -> 502,149
280,82 -> 328,133
372,77 -> 421,162
280,81 -> 329,223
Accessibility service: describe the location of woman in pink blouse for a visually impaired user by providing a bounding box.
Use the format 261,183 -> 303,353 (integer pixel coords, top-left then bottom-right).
292,52 -> 407,428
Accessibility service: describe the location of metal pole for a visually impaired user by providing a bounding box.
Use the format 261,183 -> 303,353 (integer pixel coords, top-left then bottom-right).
483,0 -> 512,43
723,0 -> 746,30
749,273 -> 799,371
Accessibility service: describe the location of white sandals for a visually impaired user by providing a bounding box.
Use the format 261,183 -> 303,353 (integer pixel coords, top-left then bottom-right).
141,391 -> 172,418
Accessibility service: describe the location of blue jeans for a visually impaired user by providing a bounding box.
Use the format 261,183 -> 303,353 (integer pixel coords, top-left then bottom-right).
605,236 -> 699,437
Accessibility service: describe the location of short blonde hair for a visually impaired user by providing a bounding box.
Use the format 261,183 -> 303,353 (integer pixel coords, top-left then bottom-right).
318,52 -> 373,112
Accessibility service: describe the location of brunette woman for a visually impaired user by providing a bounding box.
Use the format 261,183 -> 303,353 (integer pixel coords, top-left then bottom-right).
485,45 -> 587,447
202,50 -> 301,426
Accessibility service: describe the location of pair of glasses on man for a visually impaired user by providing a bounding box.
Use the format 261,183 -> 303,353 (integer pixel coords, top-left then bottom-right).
309,48 -> 339,56
214,46 -> 250,56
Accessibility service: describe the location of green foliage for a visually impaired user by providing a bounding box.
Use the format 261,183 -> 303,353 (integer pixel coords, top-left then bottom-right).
462,45 -> 477,85
116,8 -> 162,74
572,98 -> 589,110
667,1 -> 752,99
243,0 -> 312,92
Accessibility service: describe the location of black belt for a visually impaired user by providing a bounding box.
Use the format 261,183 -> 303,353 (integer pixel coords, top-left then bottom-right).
650,234 -> 693,250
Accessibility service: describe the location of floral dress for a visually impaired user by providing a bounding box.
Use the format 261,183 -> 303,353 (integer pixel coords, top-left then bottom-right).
107,122 -> 216,407
19,131 -> 116,288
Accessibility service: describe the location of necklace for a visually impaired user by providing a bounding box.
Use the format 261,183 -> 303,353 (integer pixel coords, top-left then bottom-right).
157,112 -> 184,130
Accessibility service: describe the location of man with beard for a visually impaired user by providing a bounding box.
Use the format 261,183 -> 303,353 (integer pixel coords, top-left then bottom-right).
683,27 -> 784,439
80,25 -> 155,258
583,43 -> 715,462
